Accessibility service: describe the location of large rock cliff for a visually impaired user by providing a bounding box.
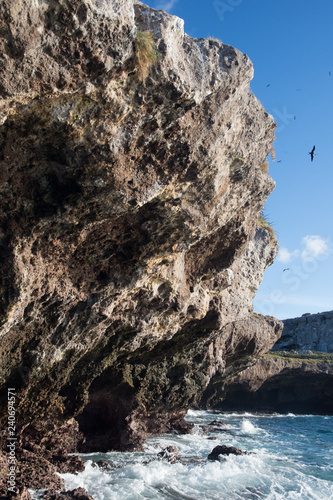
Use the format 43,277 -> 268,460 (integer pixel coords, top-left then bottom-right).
0,0 -> 282,491
273,311 -> 333,352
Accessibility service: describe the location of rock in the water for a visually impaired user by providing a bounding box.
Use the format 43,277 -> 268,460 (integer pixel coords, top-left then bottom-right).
157,446 -> 180,463
95,460 -> 112,471
208,420 -> 227,426
42,488 -> 94,500
208,445 -> 248,460
51,452 -> 85,475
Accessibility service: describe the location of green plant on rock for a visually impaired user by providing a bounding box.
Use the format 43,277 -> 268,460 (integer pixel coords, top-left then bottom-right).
257,210 -> 275,241
265,351 -> 333,364
134,30 -> 159,82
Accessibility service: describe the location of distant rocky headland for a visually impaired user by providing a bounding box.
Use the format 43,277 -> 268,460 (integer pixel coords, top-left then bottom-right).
217,310 -> 333,415
0,0 -> 282,496
273,310 -> 333,353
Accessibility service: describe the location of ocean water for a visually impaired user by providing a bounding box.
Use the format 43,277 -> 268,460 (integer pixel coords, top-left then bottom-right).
31,411 -> 333,500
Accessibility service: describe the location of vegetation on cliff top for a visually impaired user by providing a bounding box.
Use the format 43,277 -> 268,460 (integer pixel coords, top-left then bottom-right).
265,351 -> 333,364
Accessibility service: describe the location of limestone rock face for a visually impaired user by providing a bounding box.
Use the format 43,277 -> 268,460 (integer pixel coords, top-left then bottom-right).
0,0 -> 134,100
273,311 -> 333,353
0,0 -> 281,475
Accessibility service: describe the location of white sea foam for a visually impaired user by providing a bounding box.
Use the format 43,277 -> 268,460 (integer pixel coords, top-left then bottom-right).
240,419 -> 260,435
54,452 -> 333,500
30,412 -> 333,500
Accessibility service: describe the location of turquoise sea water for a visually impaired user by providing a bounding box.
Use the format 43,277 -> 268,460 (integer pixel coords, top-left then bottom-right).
31,411 -> 333,499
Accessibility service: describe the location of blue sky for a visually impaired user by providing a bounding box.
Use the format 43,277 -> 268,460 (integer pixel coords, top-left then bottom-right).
145,0 -> 333,320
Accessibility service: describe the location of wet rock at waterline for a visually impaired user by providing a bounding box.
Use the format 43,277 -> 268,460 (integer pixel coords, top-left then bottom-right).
41,487 -> 95,500
208,444 -> 250,460
157,446 -> 180,463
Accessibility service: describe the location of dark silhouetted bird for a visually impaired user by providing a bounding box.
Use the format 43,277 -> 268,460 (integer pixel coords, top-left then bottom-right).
309,145 -> 315,161
283,268 -> 289,272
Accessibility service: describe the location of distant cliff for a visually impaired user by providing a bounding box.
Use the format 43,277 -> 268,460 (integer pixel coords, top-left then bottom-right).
0,0 -> 281,493
215,352 -> 333,414
216,311 -> 333,414
273,311 -> 333,353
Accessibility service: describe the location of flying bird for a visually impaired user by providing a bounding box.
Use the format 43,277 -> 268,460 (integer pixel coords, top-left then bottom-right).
277,160 -> 282,163
309,145 -> 315,162
283,268 -> 289,272
267,84 -> 271,87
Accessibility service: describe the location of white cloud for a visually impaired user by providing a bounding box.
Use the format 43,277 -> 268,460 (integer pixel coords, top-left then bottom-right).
154,0 -> 178,12
301,235 -> 330,262
277,247 -> 299,264
277,248 -> 292,264
278,236 -> 330,264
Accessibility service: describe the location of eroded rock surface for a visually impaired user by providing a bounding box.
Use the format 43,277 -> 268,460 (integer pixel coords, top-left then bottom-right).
0,0 -> 282,492
273,310 -> 333,352
216,355 -> 333,414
